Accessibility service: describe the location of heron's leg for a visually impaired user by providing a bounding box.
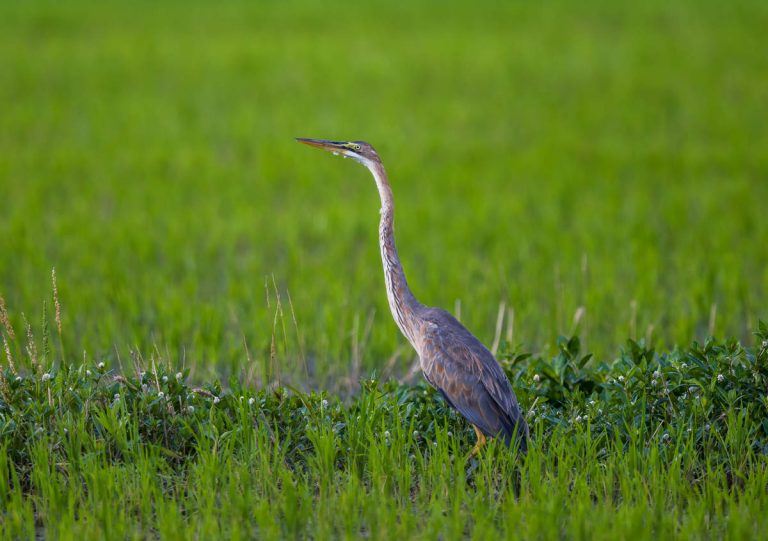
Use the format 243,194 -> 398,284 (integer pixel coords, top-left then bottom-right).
470,425 -> 487,456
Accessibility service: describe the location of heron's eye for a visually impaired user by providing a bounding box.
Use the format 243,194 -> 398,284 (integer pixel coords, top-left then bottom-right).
345,143 -> 361,151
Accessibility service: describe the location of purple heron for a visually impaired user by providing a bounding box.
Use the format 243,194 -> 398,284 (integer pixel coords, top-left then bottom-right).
297,138 -> 529,455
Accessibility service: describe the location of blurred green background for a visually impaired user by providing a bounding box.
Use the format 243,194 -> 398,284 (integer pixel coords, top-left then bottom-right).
1,0 -> 766,387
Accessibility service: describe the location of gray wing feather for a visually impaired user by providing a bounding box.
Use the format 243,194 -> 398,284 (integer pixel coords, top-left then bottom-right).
420,308 -> 529,447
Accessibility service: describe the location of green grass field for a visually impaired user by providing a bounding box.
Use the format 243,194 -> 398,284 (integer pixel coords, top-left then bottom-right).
2,0 -> 768,538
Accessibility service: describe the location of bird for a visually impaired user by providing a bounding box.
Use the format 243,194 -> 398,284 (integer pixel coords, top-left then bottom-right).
296,138 -> 529,455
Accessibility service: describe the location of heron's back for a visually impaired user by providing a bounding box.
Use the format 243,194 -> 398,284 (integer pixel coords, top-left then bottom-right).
416,307 -> 529,451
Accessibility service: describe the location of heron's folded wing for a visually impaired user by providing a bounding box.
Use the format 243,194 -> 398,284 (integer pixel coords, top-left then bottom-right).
421,310 -> 526,437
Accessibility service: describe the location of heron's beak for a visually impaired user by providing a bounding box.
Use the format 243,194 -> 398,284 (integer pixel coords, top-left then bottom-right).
296,138 -> 348,154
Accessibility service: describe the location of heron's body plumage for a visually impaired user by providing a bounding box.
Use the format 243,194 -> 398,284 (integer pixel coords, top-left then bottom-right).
418,308 -> 528,451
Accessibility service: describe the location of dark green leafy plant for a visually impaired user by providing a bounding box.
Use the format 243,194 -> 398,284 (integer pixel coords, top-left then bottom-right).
1,323 -> 766,487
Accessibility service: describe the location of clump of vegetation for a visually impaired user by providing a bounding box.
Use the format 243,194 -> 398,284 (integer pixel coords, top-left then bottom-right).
2,326 -> 767,475
504,325 -> 768,460
1,318 -> 767,538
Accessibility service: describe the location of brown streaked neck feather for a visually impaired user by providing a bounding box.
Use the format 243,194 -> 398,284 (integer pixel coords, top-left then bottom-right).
367,159 -> 423,345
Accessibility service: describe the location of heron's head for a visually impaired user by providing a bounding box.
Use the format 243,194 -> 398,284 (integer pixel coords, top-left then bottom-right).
296,138 -> 380,168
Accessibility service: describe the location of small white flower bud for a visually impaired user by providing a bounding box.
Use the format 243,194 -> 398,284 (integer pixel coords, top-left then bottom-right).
651,379 -> 657,387
248,397 -> 255,405
717,374 -> 724,383
213,396 -> 220,404
653,370 -> 661,379
533,374 -> 540,383
322,399 -> 328,407
86,370 -> 91,376
113,394 -> 120,401
618,375 -> 625,383
412,430 -> 419,438
158,391 -> 164,398
187,405 -> 195,414
384,431 -> 390,438
97,362 -> 105,370
176,372 -> 183,381
162,376 -> 168,383
41,373 -> 51,382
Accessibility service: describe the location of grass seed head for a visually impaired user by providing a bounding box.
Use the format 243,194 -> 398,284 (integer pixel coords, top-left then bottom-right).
22,312 -> 38,369
0,296 -> 14,340
51,268 -> 62,336
2,334 -> 15,374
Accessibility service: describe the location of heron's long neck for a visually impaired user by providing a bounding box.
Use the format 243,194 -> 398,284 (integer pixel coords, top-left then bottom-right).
366,160 -> 422,345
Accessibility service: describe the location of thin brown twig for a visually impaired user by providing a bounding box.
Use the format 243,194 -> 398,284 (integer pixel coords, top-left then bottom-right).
491,301 -> 506,356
